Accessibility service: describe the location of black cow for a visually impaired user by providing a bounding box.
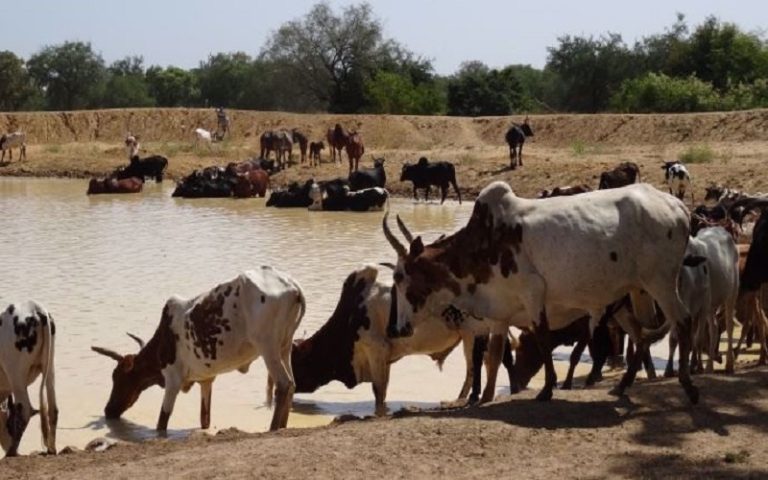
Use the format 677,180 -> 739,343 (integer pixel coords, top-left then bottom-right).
400,157 -> 462,204
505,118 -> 534,169
115,155 -> 169,182
349,157 -> 386,191
266,180 -> 314,208
172,166 -> 236,198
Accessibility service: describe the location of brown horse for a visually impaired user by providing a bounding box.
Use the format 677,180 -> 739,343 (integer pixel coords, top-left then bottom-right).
87,177 -> 144,195
326,124 -> 350,165
345,131 -> 365,174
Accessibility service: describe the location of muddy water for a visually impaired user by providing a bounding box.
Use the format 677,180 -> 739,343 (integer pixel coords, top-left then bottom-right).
0,177 -> 487,453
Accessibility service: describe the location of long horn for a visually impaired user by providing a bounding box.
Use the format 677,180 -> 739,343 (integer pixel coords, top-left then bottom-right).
730,197 -> 768,224
91,346 -> 124,362
383,212 -> 407,258
126,332 -> 146,349
396,214 -> 414,243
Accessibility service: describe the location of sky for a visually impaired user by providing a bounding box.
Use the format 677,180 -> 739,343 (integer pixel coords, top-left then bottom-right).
2,1 -> 766,75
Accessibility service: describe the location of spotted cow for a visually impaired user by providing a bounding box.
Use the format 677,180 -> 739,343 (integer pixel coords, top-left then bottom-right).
92,267 -> 306,432
0,301 -> 57,457
274,264 -> 502,415
384,181 -> 699,404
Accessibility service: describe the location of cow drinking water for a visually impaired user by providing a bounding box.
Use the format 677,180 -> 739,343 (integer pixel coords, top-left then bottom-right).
92,267 -> 306,432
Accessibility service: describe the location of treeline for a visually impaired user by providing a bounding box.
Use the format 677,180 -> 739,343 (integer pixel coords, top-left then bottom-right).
1,5 -> 767,115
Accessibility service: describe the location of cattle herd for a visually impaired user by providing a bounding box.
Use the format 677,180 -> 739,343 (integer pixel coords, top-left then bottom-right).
2,116 -> 768,460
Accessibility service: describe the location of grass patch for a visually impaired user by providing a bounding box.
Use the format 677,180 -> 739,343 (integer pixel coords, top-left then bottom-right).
571,140 -> 586,156
678,145 -> 715,164
723,450 -> 750,464
44,144 -> 62,154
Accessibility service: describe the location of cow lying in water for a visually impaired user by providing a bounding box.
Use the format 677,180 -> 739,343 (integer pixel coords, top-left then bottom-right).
92,267 -> 306,431
87,176 -> 143,195
269,264 -> 500,415
266,180 -> 314,208
115,155 -> 169,183
309,180 -> 389,212
0,301 -> 58,457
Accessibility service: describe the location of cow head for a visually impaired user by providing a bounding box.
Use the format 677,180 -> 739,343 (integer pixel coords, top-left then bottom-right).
373,157 -> 386,169
383,213 -> 462,338
521,117 -> 534,137
91,333 -> 163,419
704,185 -> 724,203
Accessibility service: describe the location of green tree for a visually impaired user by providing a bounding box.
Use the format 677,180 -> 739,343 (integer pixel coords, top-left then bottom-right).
262,2 -> 409,112
102,56 -> 154,108
446,62 -> 523,116
611,73 -> 721,112
195,52 -> 256,107
27,41 -> 106,110
365,71 -> 445,114
146,66 -> 201,107
546,33 -> 637,112
0,51 -> 38,111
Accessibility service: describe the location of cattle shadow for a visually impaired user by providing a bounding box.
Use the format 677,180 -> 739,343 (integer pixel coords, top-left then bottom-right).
83,416 -> 195,443
389,366 -> 768,444
292,398 -> 435,418
605,451 -> 768,479
0,161 -> 11,168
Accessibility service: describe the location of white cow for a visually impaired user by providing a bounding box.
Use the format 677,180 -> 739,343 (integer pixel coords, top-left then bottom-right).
0,132 -> 27,162
194,128 -> 213,146
662,161 -> 693,204
0,301 -> 57,456
664,227 -> 739,375
92,267 -> 305,431
384,181 -> 698,404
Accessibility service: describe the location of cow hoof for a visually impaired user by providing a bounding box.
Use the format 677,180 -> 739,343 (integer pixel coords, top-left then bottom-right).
608,386 -> 625,397
560,382 -> 572,390
535,389 -> 553,402
663,368 -> 676,378
685,385 -> 700,405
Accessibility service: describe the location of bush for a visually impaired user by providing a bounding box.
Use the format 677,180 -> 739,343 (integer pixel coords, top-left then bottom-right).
678,145 -> 715,163
611,73 -> 721,113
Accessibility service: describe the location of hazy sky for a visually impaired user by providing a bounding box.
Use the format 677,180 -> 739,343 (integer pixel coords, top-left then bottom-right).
2,1 -> 765,74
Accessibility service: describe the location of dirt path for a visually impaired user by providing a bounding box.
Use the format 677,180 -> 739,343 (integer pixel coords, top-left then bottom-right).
5,364 -> 768,479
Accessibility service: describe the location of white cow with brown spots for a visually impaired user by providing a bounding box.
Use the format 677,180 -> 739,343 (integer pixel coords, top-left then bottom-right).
0,132 -> 27,162
0,301 -> 57,457
385,181 -> 699,405
92,266 -> 305,432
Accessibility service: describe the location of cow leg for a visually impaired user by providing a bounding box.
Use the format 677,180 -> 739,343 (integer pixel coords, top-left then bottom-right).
42,351 -> 58,454
501,336 -> 515,393
724,296 -> 737,374
518,145 -> 523,167
440,185 -> 448,205
424,186 -> 431,202
199,380 -> 213,429
509,145 -> 516,169
264,348 -> 295,431
532,312 -> 557,401
562,335 -> 588,390
665,330 -> 678,377
468,335 -> 488,404
412,186 -> 418,201
480,334 -> 504,403
457,332 -> 477,401
642,347 -> 656,379
157,373 -> 181,432
368,347 -> 391,416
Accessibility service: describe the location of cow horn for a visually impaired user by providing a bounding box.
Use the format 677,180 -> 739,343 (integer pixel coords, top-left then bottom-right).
730,197 -> 768,225
396,214 -> 414,243
91,346 -> 124,362
127,332 -> 146,349
383,212 -> 407,258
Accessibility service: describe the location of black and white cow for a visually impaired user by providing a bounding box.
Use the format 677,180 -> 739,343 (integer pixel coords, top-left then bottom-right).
92,267 -> 306,432
309,181 -> 388,212
0,301 -> 57,457
349,157 -> 387,191
662,161 -> 693,203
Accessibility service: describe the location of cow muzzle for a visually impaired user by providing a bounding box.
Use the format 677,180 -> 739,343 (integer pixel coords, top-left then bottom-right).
386,321 -> 414,338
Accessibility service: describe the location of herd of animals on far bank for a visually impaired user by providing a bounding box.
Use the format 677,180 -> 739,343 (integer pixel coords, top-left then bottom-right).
1,110 -> 768,460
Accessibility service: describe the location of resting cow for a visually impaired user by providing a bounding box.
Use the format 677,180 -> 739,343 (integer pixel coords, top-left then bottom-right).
598,162 -> 641,190
384,181 -> 700,404
309,181 -> 388,212
349,157 -> 386,191
87,177 -> 143,195
266,180 -> 314,208
0,301 -> 57,457
92,267 -> 306,431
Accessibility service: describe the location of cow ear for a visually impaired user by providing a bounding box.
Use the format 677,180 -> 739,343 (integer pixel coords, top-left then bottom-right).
409,236 -> 424,257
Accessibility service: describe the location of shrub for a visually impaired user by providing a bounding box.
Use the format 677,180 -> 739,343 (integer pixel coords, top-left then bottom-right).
678,145 -> 715,163
611,73 -> 721,113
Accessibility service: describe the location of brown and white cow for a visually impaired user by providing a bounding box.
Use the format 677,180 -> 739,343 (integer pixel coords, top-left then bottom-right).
92,267 -> 306,432
0,132 -> 27,162
384,181 -> 698,404
0,301 -> 57,457
273,264 -> 502,415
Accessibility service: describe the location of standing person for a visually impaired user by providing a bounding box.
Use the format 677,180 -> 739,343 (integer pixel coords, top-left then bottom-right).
216,107 -> 230,139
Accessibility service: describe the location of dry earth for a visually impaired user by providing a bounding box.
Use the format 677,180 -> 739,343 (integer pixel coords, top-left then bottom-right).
2,108 -> 768,201
3,363 -> 768,479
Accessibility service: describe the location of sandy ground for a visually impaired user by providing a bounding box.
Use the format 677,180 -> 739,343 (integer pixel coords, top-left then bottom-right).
4,362 -> 768,479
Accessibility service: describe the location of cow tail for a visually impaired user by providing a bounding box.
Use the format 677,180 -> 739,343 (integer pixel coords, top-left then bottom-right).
451,168 -> 462,204
38,314 -> 54,450
639,317 -> 673,345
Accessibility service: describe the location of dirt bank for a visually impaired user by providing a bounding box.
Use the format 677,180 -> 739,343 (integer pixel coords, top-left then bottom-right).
4,364 -> 768,479
1,108 -> 768,201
